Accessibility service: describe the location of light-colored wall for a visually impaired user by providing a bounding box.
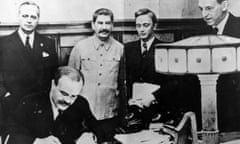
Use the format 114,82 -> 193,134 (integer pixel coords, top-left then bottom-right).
124,0 -> 200,19
0,0 -> 239,23
229,0 -> 240,16
0,0 -> 124,23
124,0 -> 240,19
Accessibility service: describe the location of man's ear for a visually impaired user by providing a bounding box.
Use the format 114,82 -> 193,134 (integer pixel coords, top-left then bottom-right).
221,0 -> 228,12
81,82 -> 84,92
51,80 -> 56,88
153,23 -> 157,30
91,22 -> 95,30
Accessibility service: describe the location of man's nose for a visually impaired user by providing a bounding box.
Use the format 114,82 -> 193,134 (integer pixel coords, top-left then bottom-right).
26,18 -> 32,23
102,23 -> 107,29
64,97 -> 73,104
139,26 -> 145,32
202,9 -> 209,18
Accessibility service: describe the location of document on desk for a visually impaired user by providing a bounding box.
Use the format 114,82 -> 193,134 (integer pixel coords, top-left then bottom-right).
115,130 -> 170,144
132,82 -> 160,100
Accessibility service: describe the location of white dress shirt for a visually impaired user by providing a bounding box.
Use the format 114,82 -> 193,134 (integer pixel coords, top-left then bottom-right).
18,28 -> 35,48
141,36 -> 155,53
214,12 -> 229,35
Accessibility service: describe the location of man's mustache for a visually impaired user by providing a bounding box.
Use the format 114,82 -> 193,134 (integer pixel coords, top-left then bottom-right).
58,100 -> 71,106
99,29 -> 110,33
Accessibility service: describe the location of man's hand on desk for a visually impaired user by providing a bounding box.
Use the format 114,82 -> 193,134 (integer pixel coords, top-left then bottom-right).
128,94 -> 156,108
128,98 -> 143,108
33,136 -> 62,144
141,93 -> 156,107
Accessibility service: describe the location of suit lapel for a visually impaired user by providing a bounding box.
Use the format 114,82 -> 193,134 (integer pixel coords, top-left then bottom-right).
12,31 -> 24,48
140,38 -> 158,70
46,97 -> 55,127
32,33 -> 45,83
136,40 -> 142,60
33,33 -> 44,63
148,38 -> 158,55
12,31 -> 43,67
38,94 -> 55,134
222,13 -> 239,37
223,13 -> 232,35
134,40 -> 143,74
12,31 -> 33,63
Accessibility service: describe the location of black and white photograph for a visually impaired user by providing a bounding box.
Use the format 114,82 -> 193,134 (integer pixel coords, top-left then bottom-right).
1,0 -> 240,143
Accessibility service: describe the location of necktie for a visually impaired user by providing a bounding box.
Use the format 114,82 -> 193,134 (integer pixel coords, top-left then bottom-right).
25,36 -> 31,50
58,110 -> 63,115
142,42 -> 148,57
212,27 -> 218,34
58,110 -> 63,117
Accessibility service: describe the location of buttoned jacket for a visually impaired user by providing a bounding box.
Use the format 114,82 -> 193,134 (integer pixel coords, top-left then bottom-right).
0,31 -> 58,113
68,35 -> 126,120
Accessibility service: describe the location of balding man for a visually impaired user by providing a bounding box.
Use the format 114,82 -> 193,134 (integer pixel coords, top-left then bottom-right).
199,0 -> 240,132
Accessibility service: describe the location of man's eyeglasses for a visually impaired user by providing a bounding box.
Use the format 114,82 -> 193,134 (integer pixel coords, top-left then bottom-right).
56,87 -> 80,99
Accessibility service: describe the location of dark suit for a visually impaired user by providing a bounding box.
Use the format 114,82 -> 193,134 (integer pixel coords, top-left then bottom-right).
0,38 -> 5,135
214,13 -> 240,132
0,30 -> 58,116
125,38 -> 167,98
222,13 -> 240,37
125,37 -> 202,128
125,38 -> 169,126
6,91 -> 113,144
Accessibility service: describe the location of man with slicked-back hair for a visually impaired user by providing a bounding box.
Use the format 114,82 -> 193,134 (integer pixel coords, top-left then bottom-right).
0,1 -> 58,138
199,0 -> 240,132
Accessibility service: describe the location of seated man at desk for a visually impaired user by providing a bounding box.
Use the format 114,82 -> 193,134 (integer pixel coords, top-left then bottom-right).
6,66 -> 114,144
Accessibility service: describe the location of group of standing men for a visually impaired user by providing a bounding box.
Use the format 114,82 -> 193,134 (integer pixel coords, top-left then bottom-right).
0,0 -> 240,143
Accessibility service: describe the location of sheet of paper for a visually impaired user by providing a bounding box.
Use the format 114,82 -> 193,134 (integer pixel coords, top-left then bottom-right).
115,130 -> 170,144
132,82 -> 160,100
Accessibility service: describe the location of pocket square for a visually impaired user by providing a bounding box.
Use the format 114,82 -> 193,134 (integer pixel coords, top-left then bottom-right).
42,51 -> 49,57
4,92 -> 11,97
